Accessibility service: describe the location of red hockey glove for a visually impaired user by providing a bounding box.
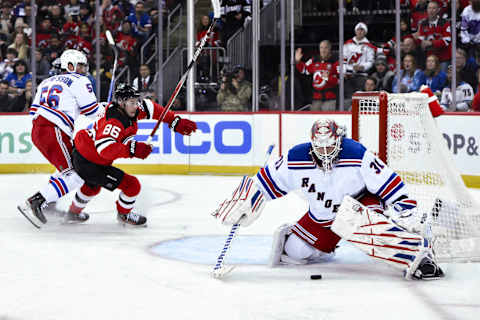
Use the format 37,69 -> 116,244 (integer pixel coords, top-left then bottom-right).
128,140 -> 153,159
169,116 -> 197,136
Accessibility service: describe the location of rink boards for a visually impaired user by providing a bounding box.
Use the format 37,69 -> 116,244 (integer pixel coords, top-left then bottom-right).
0,112 -> 479,187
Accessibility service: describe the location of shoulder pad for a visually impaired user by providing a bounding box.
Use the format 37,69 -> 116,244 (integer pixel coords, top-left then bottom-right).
338,138 -> 366,160
288,143 -> 313,161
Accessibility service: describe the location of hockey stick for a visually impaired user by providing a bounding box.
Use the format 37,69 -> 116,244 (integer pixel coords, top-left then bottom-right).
146,0 -> 221,144
105,30 -> 118,103
212,144 -> 276,279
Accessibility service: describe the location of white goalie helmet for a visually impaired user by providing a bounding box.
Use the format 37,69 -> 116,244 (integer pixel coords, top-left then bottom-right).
60,49 -> 88,73
310,119 -> 345,171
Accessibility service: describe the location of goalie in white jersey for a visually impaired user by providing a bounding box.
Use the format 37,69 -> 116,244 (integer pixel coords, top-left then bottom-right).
213,119 -> 444,280
17,49 -> 101,228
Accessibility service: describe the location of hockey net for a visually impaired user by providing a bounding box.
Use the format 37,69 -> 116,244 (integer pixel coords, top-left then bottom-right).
352,91 -> 480,262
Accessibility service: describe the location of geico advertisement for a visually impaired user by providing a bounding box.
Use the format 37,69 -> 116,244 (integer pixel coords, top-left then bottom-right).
436,115 -> 480,175
0,114 -> 276,166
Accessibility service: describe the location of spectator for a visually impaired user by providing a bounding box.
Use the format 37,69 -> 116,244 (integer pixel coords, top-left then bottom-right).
440,65 -> 474,111
197,15 -> 220,82
295,40 -> 339,111
363,76 -> 377,91
116,20 -> 138,69
102,0 -> 126,31
457,47 -> 478,88
424,54 -> 447,94
50,5 -> 66,31
415,0 -> 452,72
79,3 -> 94,26
10,79 -> 32,112
8,32 -> 29,61
0,4 -> 13,37
392,54 -> 426,93
217,66 -> 252,111
127,1 -> 152,43
64,0 -> 81,18
470,68 -> 480,111
343,22 -> 375,109
371,56 -> 395,92
132,64 -> 155,92
409,0 -> 428,32
35,49 -> 51,82
0,47 -> 18,79
5,59 -> 32,95
0,79 -> 13,112
36,16 -> 55,51
220,0 -> 251,44
402,36 -> 426,70
460,0 -> 480,48
45,34 -> 63,63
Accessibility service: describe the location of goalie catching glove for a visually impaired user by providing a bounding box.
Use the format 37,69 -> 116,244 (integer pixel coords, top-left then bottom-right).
212,176 -> 267,227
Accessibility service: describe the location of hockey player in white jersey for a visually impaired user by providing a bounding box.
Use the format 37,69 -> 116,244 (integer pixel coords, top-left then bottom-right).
18,49 -> 101,228
212,119 -> 444,280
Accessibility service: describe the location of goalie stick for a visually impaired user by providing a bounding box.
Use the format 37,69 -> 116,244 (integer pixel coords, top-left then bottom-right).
146,0 -> 221,144
105,30 -> 118,103
212,144 -> 275,279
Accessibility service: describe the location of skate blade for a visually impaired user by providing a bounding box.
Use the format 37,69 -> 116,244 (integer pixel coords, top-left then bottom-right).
117,221 -> 148,228
212,265 -> 236,279
17,205 -> 41,229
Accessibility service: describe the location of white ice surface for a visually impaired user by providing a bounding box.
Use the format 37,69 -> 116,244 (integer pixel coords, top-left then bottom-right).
1,174 -> 479,320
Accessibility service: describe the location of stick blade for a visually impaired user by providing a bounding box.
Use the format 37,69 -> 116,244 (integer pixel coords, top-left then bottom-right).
211,0 -> 221,19
105,30 -> 115,46
212,265 -> 236,279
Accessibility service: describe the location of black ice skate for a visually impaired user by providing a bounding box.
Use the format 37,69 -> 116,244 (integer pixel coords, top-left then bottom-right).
412,257 -> 445,280
117,211 -> 147,227
64,211 -> 90,224
17,192 -> 48,229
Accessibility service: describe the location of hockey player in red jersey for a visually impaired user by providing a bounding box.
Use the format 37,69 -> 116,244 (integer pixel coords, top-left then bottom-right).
66,84 -> 197,226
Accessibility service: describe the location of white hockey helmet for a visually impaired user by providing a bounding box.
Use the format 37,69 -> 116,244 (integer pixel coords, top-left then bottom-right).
60,49 -> 88,73
310,119 -> 345,171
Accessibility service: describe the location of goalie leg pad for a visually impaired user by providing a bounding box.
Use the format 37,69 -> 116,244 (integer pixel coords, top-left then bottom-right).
333,196 -> 444,280
212,176 -> 266,227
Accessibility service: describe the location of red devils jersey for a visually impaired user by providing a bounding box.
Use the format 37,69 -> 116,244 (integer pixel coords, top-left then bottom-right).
74,99 -> 176,166
296,57 -> 339,100
417,17 -> 452,62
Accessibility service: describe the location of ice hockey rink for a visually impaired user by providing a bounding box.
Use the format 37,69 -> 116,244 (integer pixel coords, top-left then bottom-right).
1,173 -> 479,320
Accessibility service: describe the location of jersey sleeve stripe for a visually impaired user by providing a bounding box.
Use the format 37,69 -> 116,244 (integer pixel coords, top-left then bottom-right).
80,103 -> 99,116
80,101 -> 97,110
257,167 -> 286,199
95,138 -> 116,153
375,173 -> 396,196
381,182 -> 406,202
264,166 -> 287,195
378,175 -> 402,199
32,104 -> 74,130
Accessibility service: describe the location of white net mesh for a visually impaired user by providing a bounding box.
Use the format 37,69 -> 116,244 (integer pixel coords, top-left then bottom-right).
354,92 -> 480,262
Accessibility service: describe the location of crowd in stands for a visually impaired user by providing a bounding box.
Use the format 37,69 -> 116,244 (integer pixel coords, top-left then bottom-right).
291,0 -> 480,112
0,0 -> 182,112
1,0 -> 480,113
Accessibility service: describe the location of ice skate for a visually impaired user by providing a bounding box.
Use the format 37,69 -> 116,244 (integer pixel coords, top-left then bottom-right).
117,210 -> 147,227
63,211 -> 90,224
17,192 -> 48,229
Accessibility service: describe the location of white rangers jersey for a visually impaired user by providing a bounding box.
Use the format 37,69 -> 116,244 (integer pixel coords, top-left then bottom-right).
30,73 -> 99,137
255,138 -> 409,222
440,81 -> 474,111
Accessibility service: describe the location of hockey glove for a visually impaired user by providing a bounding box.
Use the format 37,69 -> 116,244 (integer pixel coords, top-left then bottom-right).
170,116 -> 197,136
387,198 -> 431,237
128,140 -> 152,159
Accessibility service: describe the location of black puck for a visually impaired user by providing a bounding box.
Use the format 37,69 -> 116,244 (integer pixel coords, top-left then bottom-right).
310,274 -> 322,280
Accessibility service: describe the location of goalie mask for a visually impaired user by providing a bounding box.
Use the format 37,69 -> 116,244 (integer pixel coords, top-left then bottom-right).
310,119 -> 345,171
